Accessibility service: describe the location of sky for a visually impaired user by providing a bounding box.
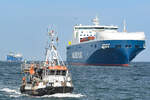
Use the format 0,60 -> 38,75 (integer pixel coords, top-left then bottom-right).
0,0 -> 150,61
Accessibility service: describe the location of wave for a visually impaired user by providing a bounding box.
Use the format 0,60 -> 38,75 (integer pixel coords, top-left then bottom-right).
0,88 -> 22,98
1,88 -> 21,94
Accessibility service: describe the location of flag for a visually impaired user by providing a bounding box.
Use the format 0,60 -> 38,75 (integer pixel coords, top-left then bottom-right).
68,41 -> 71,45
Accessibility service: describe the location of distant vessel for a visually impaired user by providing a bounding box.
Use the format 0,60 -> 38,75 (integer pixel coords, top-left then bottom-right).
6,52 -> 23,62
67,16 -> 146,66
20,28 -> 73,96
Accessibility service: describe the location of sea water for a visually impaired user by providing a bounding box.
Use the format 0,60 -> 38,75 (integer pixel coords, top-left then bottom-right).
0,62 -> 150,100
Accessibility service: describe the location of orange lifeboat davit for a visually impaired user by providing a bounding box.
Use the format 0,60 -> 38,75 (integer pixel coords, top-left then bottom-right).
80,36 -> 95,42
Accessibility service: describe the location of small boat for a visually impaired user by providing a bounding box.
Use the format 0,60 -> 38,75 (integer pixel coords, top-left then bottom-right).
20,28 -> 74,96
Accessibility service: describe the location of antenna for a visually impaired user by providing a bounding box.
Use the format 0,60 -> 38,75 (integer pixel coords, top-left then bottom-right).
45,26 -> 61,67
123,19 -> 127,32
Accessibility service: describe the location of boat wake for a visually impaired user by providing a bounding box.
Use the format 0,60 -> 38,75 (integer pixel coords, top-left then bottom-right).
1,88 -> 21,94
0,88 -> 85,98
41,93 -> 85,98
0,88 -> 22,97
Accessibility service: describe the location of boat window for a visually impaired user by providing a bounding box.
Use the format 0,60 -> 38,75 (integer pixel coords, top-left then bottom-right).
115,45 -> 121,48
135,45 -> 140,48
129,45 -> 131,48
104,28 -> 118,30
62,70 -> 66,76
125,45 -> 132,48
49,70 -> 55,75
91,44 -> 93,47
75,27 -> 118,30
95,44 -> 97,48
75,27 -> 104,29
84,34 -> 86,36
56,70 -> 61,75
80,34 -> 82,36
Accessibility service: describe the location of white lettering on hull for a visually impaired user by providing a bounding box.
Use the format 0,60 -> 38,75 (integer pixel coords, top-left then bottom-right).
72,52 -> 82,59
101,44 -> 110,49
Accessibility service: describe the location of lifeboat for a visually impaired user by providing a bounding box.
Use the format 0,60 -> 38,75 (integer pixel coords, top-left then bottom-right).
80,36 -> 95,42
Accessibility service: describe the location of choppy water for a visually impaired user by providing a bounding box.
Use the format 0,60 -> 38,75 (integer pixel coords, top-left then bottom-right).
0,62 -> 150,100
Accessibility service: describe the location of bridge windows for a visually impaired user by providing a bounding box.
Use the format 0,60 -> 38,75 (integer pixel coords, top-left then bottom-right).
49,70 -> 55,75
56,70 -> 61,75
62,70 -> 66,76
49,70 -> 66,76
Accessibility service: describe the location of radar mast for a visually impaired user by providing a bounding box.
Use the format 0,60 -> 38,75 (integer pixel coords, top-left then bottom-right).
92,16 -> 99,26
123,19 -> 127,32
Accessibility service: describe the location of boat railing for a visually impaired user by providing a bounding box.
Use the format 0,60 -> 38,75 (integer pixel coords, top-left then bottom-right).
21,63 -> 31,73
21,61 -> 47,73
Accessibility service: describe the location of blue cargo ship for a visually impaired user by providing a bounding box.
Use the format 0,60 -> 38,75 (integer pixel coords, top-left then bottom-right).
67,16 -> 146,66
7,52 -> 23,62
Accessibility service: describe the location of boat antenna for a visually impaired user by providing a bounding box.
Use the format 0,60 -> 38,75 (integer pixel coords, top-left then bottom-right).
123,19 -> 127,32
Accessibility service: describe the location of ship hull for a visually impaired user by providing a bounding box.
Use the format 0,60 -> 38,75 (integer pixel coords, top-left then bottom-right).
20,85 -> 73,96
67,40 -> 145,66
7,55 -> 22,62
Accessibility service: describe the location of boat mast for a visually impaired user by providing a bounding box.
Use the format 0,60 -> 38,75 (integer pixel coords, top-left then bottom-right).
123,19 -> 127,32
45,27 -> 60,67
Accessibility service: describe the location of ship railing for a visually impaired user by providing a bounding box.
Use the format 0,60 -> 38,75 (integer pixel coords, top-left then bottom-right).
21,62 -> 45,73
21,63 -> 31,73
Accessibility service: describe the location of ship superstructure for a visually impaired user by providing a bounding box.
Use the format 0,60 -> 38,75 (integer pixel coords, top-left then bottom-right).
67,16 -> 145,66
7,52 -> 23,62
